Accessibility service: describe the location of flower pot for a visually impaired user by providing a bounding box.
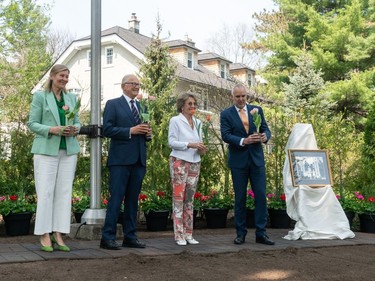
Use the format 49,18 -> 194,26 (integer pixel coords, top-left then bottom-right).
359,213 -> 375,233
246,209 -> 255,228
203,208 -> 229,228
73,212 -> 83,223
193,209 -> 199,228
145,210 -> 170,231
3,212 -> 33,236
268,208 -> 291,229
344,211 -> 355,229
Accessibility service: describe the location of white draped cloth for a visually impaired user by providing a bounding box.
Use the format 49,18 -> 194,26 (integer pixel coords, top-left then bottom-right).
282,123 -> 355,240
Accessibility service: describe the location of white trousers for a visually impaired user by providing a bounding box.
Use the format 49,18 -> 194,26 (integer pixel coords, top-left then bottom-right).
33,150 -> 77,235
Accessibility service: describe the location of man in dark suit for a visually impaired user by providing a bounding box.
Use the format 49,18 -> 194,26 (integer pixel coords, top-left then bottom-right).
220,84 -> 274,246
100,74 -> 151,250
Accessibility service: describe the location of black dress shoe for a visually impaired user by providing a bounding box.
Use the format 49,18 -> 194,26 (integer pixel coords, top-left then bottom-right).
122,238 -> 146,248
234,236 -> 245,245
255,235 -> 275,245
100,239 -> 121,250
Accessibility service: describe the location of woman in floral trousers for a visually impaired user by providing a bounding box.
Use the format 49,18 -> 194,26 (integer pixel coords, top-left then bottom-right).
168,93 -> 207,246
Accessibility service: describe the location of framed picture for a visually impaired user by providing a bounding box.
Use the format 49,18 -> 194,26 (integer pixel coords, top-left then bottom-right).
288,149 -> 333,187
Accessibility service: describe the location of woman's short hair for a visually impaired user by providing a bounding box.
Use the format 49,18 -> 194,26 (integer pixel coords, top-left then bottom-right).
176,92 -> 198,113
44,64 -> 70,93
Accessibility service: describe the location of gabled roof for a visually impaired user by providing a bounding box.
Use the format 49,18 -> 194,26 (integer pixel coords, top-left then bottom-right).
76,25 -> 152,54
62,26 -> 235,91
229,63 -> 255,72
165,39 -> 201,52
198,52 -> 232,64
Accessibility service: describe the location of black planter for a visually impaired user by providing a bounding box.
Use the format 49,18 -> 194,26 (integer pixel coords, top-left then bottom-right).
246,209 -> 255,228
145,210 -> 170,231
344,211 -> 355,229
74,212 -> 83,223
193,209 -> 199,228
359,213 -> 375,233
3,212 -> 33,236
268,208 -> 291,229
203,208 -> 229,228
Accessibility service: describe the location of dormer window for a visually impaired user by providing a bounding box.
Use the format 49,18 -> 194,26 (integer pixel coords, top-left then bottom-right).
248,73 -> 253,87
187,52 -> 193,69
220,64 -> 226,78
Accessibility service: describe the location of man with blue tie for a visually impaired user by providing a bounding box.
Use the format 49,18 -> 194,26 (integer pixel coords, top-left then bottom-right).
100,74 -> 151,250
220,84 -> 274,246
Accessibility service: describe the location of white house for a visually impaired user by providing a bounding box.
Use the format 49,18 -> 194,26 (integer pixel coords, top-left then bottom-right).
34,13 -> 256,112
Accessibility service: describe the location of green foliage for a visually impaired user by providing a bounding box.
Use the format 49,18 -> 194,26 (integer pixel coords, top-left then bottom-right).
264,106 -> 294,196
138,17 -> 178,191
0,130 -> 34,195
0,194 -> 36,216
283,52 -> 325,109
0,0 -> 52,122
201,190 -> 234,210
267,193 -> 287,210
363,99 -> 375,161
356,99 -> 375,194
337,191 -> 362,213
0,0 -> 52,196
343,191 -> 375,214
193,191 -> 203,211
246,189 -> 255,210
71,193 -> 90,213
138,191 -> 172,214
248,0 -> 375,128
318,113 -> 360,195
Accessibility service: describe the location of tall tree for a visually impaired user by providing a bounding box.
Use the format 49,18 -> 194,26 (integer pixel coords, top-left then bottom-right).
0,0 -> 52,121
283,52 -> 326,111
0,0 -> 52,195
47,27 -> 76,61
205,22 -> 261,68
245,0 -> 375,123
138,17 -> 178,191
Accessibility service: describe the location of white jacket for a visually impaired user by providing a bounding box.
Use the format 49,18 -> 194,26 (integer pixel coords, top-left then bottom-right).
168,113 -> 202,163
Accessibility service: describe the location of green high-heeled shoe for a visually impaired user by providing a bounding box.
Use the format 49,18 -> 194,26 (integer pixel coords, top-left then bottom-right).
51,234 -> 70,252
40,239 -> 53,252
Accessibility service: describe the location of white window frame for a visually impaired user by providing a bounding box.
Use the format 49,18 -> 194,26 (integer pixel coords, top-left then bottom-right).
87,50 -> 91,68
105,46 -> 114,65
220,64 -> 226,79
187,52 -> 193,69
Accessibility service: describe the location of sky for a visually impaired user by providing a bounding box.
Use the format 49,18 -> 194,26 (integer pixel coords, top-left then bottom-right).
37,0 -> 277,51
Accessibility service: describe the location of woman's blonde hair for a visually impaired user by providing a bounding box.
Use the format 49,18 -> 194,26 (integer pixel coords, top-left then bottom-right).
44,64 -> 70,93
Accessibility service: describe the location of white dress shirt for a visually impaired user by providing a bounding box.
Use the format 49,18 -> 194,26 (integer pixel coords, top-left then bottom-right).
168,113 -> 202,163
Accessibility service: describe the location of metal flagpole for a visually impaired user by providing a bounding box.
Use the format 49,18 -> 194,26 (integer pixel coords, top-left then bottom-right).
81,0 -> 106,224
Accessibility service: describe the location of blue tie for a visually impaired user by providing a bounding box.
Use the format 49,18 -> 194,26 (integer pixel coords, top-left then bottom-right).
130,100 -> 141,124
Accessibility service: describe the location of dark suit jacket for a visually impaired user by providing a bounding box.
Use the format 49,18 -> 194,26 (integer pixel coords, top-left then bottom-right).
220,104 -> 271,169
103,96 -> 147,167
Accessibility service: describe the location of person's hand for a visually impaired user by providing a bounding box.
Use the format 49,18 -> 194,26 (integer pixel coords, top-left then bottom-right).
197,144 -> 208,155
145,124 -> 152,140
188,142 -> 206,151
49,126 -> 69,136
260,133 -> 267,143
61,126 -> 79,137
131,123 -> 150,135
243,133 -> 262,145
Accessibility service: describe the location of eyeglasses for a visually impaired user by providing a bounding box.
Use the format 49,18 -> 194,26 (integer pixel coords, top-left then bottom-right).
187,102 -> 197,106
124,82 -> 141,87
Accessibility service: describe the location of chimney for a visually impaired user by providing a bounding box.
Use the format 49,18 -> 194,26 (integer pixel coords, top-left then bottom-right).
128,13 -> 140,34
184,34 -> 195,47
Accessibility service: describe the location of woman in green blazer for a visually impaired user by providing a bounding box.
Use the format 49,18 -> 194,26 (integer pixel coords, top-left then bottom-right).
28,64 -> 81,252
